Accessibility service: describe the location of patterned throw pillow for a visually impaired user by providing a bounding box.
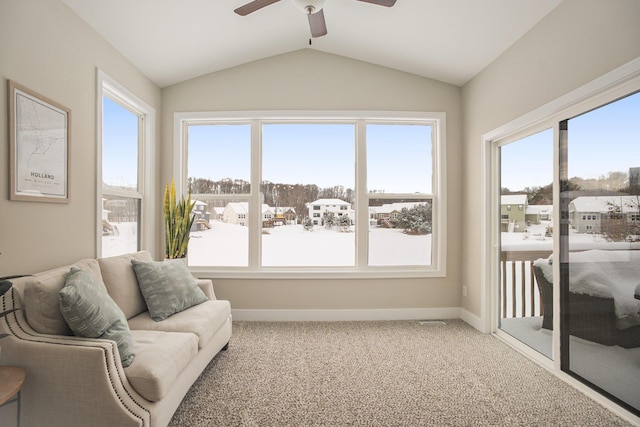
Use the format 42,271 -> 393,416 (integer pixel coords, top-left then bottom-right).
59,268 -> 135,367
131,259 -> 208,321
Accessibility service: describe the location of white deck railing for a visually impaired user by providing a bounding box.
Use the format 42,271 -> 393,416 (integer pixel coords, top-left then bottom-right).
500,250 -> 552,318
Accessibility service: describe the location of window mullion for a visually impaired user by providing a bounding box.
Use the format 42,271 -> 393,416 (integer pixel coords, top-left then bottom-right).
249,119 -> 262,270
356,120 -> 368,268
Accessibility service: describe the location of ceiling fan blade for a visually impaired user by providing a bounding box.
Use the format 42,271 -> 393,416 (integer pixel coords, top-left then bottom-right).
356,0 -> 397,7
234,0 -> 281,16
308,8 -> 327,38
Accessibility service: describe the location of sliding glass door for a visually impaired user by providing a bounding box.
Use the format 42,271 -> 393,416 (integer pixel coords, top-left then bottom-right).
560,91 -> 640,415
497,129 -> 554,359
490,64 -> 640,419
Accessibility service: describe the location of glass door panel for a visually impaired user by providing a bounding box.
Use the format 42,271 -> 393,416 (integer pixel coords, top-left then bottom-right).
561,91 -> 640,415
498,129 -> 554,359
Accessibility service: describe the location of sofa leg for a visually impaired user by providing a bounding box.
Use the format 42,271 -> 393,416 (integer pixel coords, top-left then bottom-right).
222,342 -> 229,351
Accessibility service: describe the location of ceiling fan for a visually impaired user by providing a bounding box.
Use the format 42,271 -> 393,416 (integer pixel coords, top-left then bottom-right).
234,0 -> 397,38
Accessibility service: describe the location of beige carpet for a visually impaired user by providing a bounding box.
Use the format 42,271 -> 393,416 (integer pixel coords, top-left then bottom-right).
169,320 -> 632,426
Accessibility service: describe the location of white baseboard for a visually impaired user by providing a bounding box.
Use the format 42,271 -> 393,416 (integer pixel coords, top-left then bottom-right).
460,308 -> 485,332
232,307 -> 461,322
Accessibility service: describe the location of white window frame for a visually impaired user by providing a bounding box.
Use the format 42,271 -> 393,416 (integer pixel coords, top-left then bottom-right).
96,70 -> 155,258
174,111 -> 446,279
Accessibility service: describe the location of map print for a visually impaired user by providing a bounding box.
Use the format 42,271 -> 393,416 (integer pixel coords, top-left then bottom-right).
15,90 -> 67,198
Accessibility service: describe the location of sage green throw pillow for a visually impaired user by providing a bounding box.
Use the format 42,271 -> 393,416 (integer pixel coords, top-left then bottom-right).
131,259 -> 208,321
59,268 -> 135,367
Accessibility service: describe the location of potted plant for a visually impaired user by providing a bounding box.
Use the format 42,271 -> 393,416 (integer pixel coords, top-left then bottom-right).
163,179 -> 196,259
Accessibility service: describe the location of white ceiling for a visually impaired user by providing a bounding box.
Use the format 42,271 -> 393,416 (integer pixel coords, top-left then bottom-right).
62,0 -> 562,88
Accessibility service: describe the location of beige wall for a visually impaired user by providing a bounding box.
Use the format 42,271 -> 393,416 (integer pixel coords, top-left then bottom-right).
161,50 -> 464,312
461,0 -> 640,319
0,0 -> 161,274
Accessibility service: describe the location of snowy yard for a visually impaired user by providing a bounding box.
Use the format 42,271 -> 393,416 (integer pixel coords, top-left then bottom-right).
188,221 -> 431,267
102,221 -> 138,258
102,220 -> 432,267
502,220 -> 637,252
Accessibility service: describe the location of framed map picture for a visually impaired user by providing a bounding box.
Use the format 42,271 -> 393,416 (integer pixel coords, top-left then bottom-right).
8,80 -> 70,203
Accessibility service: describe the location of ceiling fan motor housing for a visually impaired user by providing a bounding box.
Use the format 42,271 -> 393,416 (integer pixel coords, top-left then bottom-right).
291,0 -> 327,14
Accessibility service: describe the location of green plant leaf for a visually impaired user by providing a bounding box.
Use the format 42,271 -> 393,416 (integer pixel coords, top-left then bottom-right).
163,179 -> 196,259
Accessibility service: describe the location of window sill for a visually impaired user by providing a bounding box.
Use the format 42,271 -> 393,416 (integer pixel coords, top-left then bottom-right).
188,267 -> 445,280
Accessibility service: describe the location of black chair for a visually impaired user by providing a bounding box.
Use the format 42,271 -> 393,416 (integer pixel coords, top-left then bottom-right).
533,264 -> 640,348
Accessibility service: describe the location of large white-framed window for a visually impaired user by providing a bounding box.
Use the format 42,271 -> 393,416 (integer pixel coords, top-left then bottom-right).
97,70 -> 155,258
175,111 -> 446,278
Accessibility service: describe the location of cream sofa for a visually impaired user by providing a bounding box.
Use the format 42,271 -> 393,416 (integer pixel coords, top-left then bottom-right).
0,251 -> 232,427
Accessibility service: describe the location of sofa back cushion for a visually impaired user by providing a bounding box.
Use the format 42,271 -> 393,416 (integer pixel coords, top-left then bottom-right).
99,251 -> 153,320
23,258 -> 101,335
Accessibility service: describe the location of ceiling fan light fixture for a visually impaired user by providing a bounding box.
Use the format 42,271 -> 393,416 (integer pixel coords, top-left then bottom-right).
235,0 -> 394,40
291,0 -> 327,14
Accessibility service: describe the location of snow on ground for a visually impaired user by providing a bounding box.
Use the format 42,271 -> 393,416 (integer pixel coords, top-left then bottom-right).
102,219 -> 638,268
502,220 -> 639,252
188,221 -> 431,267
501,221 -> 554,252
101,220 -> 432,267
102,219 -> 639,268
102,222 -> 138,258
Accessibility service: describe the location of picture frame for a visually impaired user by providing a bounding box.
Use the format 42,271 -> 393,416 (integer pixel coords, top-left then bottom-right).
8,80 -> 70,203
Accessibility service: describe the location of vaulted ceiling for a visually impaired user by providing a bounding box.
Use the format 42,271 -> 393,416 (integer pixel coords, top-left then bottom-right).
62,0 -> 562,88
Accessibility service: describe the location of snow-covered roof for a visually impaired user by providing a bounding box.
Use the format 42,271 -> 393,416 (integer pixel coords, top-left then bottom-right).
308,199 -> 350,206
226,202 -> 248,214
370,202 -> 426,214
275,206 -> 296,214
569,196 -> 639,213
501,194 -> 528,205
526,205 -> 553,215
226,202 -> 274,214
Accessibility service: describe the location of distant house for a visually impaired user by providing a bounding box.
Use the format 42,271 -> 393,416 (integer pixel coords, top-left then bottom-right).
569,196 -> 640,234
193,200 -> 210,220
274,206 -> 297,225
501,194 -> 528,232
191,200 -> 211,231
369,202 -> 427,227
307,199 -> 354,226
525,205 -> 553,224
211,207 -> 224,221
223,202 -> 274,227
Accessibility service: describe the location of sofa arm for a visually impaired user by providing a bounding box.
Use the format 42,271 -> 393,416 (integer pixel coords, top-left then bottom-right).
1,292 -> 151,426
196,278 -> 216,300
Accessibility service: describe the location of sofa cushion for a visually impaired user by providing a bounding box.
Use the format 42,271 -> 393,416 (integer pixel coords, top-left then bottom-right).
23,259 -> 101,335
99,251 -> 153,320
59,268 -> 135,367
131,259 -> 208,321
124,330 -> 198,402
128,299 -> 231,349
